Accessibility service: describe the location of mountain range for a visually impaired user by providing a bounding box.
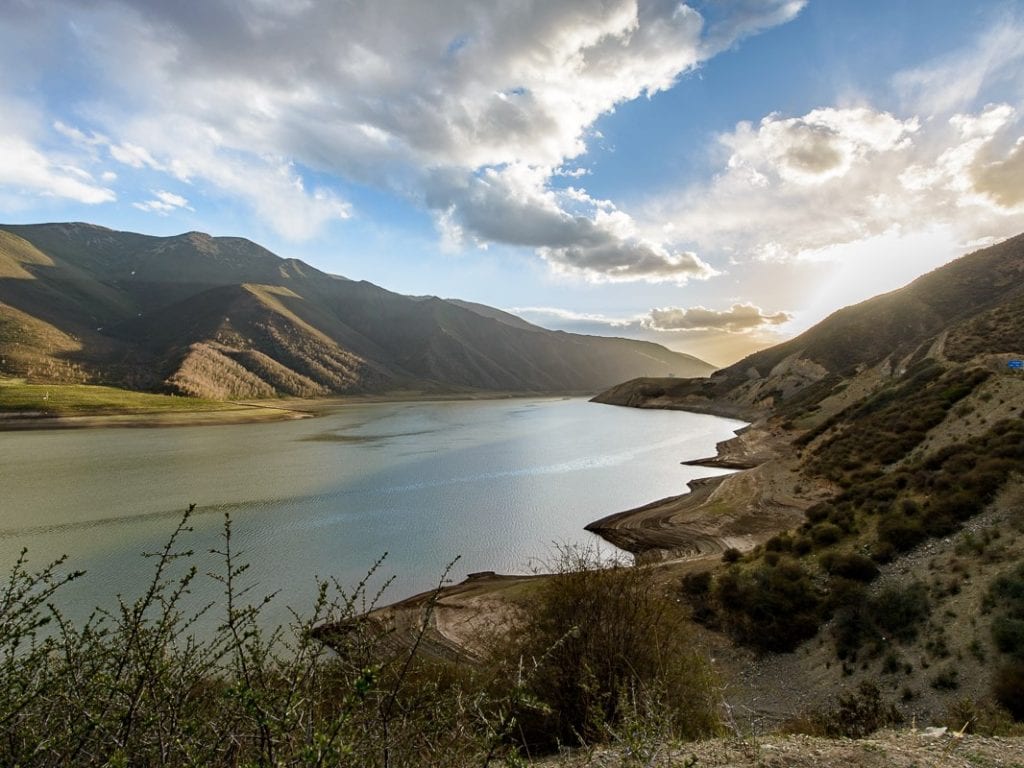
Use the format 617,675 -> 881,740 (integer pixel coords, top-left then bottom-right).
0,223 -> 713,398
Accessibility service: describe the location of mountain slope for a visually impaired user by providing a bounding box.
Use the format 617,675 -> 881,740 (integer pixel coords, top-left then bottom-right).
596,233 -> 1024,416
590,233 -> 1024,726
0,222 -> 715,397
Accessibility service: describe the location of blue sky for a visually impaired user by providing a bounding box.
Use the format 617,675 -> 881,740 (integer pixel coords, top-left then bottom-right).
1,0 -> 1022,365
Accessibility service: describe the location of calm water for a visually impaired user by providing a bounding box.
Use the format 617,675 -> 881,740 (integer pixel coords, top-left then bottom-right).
0,398 -> 742,632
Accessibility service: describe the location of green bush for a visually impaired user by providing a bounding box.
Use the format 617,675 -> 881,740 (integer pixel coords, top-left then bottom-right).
494,546 -> 721,751
820,552 -> 879,582
811,522 -> 843,548
876,509 -> 927,555
831,581 -> 929,660
711,557 -> 824,652
872,582 -> 930,641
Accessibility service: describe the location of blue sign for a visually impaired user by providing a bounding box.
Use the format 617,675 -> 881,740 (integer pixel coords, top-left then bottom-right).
1010,360 -> 1023,370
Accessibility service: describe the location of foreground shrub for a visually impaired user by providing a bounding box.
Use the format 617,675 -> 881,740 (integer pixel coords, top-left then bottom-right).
0,508 -> 492,767
492,546 -> 721,751
786,681 -> 902,738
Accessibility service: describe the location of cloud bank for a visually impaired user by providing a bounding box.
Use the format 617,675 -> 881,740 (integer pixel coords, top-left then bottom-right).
648,303 -> 791,332
515,301 -> 791,334
0,0 -> 803,279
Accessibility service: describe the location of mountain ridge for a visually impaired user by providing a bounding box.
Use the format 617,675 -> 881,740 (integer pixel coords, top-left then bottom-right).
0,222 -> 714,397
595,232 -> 1024,417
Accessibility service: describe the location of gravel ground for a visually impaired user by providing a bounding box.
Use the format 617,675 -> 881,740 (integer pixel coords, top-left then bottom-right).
539,731 -> 1024,767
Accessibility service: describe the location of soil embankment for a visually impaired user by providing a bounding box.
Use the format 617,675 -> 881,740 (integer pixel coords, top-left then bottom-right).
585,421 -> 822,560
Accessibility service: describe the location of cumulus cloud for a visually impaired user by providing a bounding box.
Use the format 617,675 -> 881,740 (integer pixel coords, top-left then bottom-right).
723,108 -> 917,186
648,101 -> 1024,262
647,302 -> 791,332
512,301 -> 790,333
0,0 -> 803,263
431,163 -> 715,283
509,302 -> 792,365
972,137 -> 1024,208
639,16 -> 1024,266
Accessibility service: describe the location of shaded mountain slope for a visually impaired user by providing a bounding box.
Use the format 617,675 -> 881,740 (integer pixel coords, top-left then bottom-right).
0,222 -> 714,397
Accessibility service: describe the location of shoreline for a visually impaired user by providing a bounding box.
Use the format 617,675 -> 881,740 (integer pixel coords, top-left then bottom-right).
338,402 -> 816,661
0,388 -> 594,432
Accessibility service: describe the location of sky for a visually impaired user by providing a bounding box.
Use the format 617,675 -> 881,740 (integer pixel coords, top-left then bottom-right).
1,1 -> 1023,366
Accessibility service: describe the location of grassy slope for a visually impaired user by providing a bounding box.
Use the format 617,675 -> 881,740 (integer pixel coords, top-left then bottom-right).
0,378 -> 233,415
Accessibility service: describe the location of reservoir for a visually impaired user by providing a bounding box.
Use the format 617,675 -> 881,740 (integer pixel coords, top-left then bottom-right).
0,397 -> 742,632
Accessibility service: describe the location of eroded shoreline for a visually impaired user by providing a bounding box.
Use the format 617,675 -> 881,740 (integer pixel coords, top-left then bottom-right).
348,402 -> 819,662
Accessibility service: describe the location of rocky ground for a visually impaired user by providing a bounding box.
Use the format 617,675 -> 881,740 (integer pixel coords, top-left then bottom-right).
540,731 -> 1024,767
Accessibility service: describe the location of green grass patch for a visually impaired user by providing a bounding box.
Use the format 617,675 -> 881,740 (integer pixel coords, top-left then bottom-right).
0,378 -> 232,415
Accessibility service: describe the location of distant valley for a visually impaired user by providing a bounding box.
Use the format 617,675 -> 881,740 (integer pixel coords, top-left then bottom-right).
0,222 -> 713,400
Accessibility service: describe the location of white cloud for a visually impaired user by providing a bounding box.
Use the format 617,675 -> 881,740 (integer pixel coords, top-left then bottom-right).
133,188 -> 193,214
638,16 -> 1024,269
110,142 -> 164,171
647,101 -> 1024,264
3,0 -> 803,265
510,305 -> 640,327
894,18 -> 1024,115
0,133 -> 116,204
53,120 -> 107,148
512,301 -> 791,333
723,108 -> 918,186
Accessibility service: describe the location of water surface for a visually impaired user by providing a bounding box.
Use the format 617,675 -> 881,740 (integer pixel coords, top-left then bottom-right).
0,398 -> 742,632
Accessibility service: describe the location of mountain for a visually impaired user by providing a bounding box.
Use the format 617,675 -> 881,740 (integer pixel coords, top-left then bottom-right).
0,222 -> 714,398
590,233 -> 1024,725
596,232 -> 1024,419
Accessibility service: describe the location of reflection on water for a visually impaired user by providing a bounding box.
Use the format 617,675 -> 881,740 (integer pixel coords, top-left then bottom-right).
0,398 -> 742,634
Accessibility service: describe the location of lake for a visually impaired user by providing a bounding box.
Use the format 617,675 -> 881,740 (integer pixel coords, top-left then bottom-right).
0,397 -> 743,633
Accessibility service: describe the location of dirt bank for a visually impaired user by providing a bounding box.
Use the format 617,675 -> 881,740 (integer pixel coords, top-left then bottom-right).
585,421 -> 825,559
